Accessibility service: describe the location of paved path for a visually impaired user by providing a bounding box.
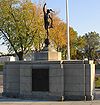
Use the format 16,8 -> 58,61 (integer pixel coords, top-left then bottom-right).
0,101 -> 100,105
0,90 -> 100,105
0,89 -> 99,105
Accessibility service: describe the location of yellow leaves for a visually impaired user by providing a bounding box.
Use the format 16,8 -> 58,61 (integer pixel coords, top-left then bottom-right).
49,14 -> 77,51
49,15 -> 66,49
69,27 -> 77,42
77,36 -> 86,49
0,0 -> 78,59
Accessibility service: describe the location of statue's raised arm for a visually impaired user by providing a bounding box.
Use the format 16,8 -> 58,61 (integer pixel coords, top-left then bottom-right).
43,3 -> 46,14
43,3 -> 54,30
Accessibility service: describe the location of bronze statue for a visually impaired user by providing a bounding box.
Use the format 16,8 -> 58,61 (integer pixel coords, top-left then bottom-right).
43,3 -> 54,47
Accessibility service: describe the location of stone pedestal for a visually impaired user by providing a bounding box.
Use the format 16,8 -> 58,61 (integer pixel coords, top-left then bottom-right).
3,60 -> 95,101
34,46 -> 61,61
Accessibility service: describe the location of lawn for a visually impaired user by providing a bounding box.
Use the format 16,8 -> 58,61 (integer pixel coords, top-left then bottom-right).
0,64 -> 3,71
95,76 -> 100,88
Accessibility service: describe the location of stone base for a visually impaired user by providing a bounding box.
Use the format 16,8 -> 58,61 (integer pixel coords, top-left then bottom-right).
34,46 -> 61,61
3,60 -> 95,101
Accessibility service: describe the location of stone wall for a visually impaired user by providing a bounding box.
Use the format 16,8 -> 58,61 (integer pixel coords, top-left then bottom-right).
3,60 -> 95,100
3,62 -> 20,97
63,60 -> 95,100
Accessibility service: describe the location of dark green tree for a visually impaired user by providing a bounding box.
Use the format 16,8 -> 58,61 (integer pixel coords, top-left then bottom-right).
77,32 -> 100,60
84,32 -> 100,60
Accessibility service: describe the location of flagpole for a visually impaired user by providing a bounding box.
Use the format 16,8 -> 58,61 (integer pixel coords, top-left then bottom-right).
66,0 -> 70,60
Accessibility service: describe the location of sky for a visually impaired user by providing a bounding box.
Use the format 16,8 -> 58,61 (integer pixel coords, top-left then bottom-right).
33,0 -> 100,35
0,0 -> 100,53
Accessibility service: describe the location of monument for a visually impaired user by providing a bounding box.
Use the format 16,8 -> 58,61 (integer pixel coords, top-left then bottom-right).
34,3 -> 61,61
2,3 -> 95,101
43,3 -> 53,47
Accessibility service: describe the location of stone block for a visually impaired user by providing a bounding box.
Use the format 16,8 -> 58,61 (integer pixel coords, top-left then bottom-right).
34,50 -> 61,61
63,60 -> 84,64
20,77 -> 32,84
32,64 -> 49,70
6,76 -> 19,83
49,64 -> 61,69
20,65 -> 32,69
6,83 -> 19,93
64,76 -> 84,84
20,69 -> 32,77
64,91 -> 84,96
20,76 -> 32,94
49,69 -> 63,77
49,76 -> 63,94
85,64 -> 91,76
6,69 -> 19,76
48,52 -> 61,61
64,64 -> 85,76
20,83 -> 32,94
5,64 -> 20,69
64,63 -> 84,68
64,84 -> 84,92
64,70 -> 84,77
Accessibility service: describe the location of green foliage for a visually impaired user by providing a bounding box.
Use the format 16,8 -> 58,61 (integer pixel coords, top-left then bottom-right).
76,31 -> 100,60
0,0 -> 78,60
84,32 -> 100,60
0,0 -> 45,60
69,27 -> 78,59
0,1 -> 99,61
0,64 -> 3,71
95,76 -> 100,88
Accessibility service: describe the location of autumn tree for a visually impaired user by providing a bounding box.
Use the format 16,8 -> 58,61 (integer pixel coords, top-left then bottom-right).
76,36 -> 86,59
0,0 -> 45,60
49,14 -> 78,59
49,16 -> 66,51
69,27 -> 78,59
0,0 -> 78,60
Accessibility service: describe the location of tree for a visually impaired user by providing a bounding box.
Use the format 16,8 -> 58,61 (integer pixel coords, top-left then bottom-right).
76,36 -> 86,59
49,14 -> 78,59
69,27 -> 78,59
84,32 -> 100,60
0,0 -> 45,60
76,31 -> 100,60
0,0 -> 78,60
49,16 -> 66,51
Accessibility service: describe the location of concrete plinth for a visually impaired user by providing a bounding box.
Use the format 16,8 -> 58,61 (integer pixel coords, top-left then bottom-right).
3,60 -> 95,101
34,46 -> 61,61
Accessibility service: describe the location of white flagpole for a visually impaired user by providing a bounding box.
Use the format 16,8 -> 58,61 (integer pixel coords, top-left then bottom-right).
66,0 -> 70,60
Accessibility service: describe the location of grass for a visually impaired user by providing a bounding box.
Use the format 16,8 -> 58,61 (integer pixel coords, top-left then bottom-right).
95,64 -> 100,88
0,64 -> 4,71
95,76 -> 100,88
